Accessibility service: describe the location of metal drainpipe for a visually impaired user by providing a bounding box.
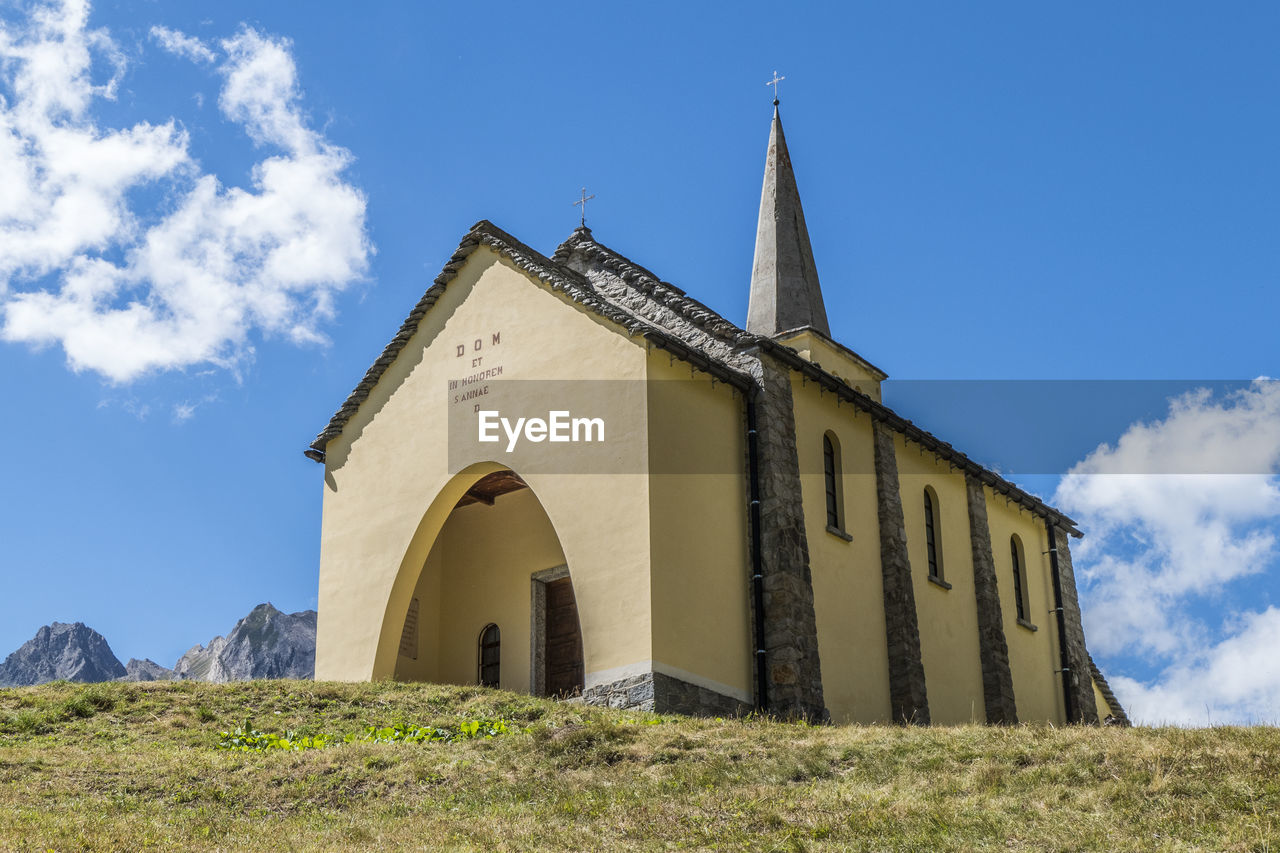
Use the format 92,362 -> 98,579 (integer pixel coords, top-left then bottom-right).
746,393 -> 769,713
1044,518 -> 1076,723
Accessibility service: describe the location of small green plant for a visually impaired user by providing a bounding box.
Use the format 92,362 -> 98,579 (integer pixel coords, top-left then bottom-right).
217,720 -> 332,752
361,718 -> 513,744
216,717 -> 518,751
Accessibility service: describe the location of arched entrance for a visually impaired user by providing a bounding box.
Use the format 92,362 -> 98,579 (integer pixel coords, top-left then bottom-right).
391,469 -> 584,697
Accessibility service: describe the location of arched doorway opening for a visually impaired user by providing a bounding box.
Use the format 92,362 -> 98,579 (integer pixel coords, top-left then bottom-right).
391,469 -> 584,697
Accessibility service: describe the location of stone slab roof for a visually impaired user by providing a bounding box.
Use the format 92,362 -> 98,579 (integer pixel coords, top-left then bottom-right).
307,219 -> 1081,537
1088,654 -> 1131,726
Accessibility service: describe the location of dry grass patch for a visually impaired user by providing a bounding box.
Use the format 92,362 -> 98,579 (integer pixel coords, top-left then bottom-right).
0,680 -> 1277,851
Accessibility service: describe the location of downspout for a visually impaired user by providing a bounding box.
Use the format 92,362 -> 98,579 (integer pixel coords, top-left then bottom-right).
1044,519 -> 1075,723
746,391 -> 769,712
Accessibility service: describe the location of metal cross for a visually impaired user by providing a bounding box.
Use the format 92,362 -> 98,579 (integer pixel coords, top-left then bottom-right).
767,70 -> 785,104
573,187 -> 595,226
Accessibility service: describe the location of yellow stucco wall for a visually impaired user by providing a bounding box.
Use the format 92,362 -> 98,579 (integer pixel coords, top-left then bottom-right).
392,543 -> 442,683
787,367 -> 1072,725
315,241 -> 1084,724
896,442 -> 986,725
394,487 -> 568,691
775,329 -> 883,402
790,375 -> 893,724
985,493 -> 1065,725
1092,679 -> 1115,720
316,248 -> 654,683
645,359 -> 752,700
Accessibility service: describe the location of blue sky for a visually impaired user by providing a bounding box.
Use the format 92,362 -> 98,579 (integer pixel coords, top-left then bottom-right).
1,1 -> 1277,723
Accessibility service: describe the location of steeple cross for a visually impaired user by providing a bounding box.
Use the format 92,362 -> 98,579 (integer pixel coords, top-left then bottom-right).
767,70 -> 785,104
573,187 -> 595,226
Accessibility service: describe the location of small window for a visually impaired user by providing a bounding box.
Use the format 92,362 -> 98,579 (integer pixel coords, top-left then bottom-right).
823,432 -> 842,530
923,487 -> 943,581
478,623 -> 500,688
1010,536 -> 1028,622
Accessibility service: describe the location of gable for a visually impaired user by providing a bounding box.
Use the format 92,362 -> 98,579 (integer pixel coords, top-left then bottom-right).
319,243 -> 652,476
310,221 -> 694,459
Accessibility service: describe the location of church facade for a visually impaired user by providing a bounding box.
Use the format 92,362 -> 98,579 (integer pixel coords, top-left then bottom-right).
306,106 -> 1128,726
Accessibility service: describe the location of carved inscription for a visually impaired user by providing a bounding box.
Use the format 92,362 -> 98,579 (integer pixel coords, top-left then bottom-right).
449,331 -> 504,412
454,332 -> 502,367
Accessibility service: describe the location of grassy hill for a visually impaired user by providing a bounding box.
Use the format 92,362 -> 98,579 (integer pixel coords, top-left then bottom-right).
1,681 -> 1277,851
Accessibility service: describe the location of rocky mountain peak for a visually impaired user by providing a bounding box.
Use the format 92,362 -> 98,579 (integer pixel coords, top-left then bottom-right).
0,603 -> 316,688
174,603 -> 316,683
0,621 -> 126,687
120,658 -> 175,682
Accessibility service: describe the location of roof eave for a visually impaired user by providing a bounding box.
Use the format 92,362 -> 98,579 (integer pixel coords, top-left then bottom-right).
756,337 -> 1083,538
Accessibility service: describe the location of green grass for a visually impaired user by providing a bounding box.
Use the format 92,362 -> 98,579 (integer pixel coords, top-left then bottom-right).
0,680 -> 1277,851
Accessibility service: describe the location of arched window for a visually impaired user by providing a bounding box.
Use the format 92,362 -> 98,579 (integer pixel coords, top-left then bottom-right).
478,623 -> 500,688
923,487 -> 943,581
1010,536 -> 1028,622
823,432 -> 842,531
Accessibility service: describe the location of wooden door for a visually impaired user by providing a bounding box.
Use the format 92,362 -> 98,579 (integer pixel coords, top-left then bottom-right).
545,577 -> 584,696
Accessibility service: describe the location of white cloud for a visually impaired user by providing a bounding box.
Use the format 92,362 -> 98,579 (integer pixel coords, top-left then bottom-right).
0,0 -> 370,382
1110,607 -> 1280,726
149,25 -> 215,64
1055,380 -> 1280,724
170,391 -> 217,423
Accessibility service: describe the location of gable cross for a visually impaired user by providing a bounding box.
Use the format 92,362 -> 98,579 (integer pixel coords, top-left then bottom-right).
573,187 -> 596,227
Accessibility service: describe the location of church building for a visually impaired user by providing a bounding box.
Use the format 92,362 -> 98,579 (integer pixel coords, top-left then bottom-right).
306,102 -> 1128,725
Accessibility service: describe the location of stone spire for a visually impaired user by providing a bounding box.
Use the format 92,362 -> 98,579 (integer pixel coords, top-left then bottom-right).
746,105 -> 831,337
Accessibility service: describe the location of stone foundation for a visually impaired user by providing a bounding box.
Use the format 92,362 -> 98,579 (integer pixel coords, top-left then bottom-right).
581,671 -> 752,717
